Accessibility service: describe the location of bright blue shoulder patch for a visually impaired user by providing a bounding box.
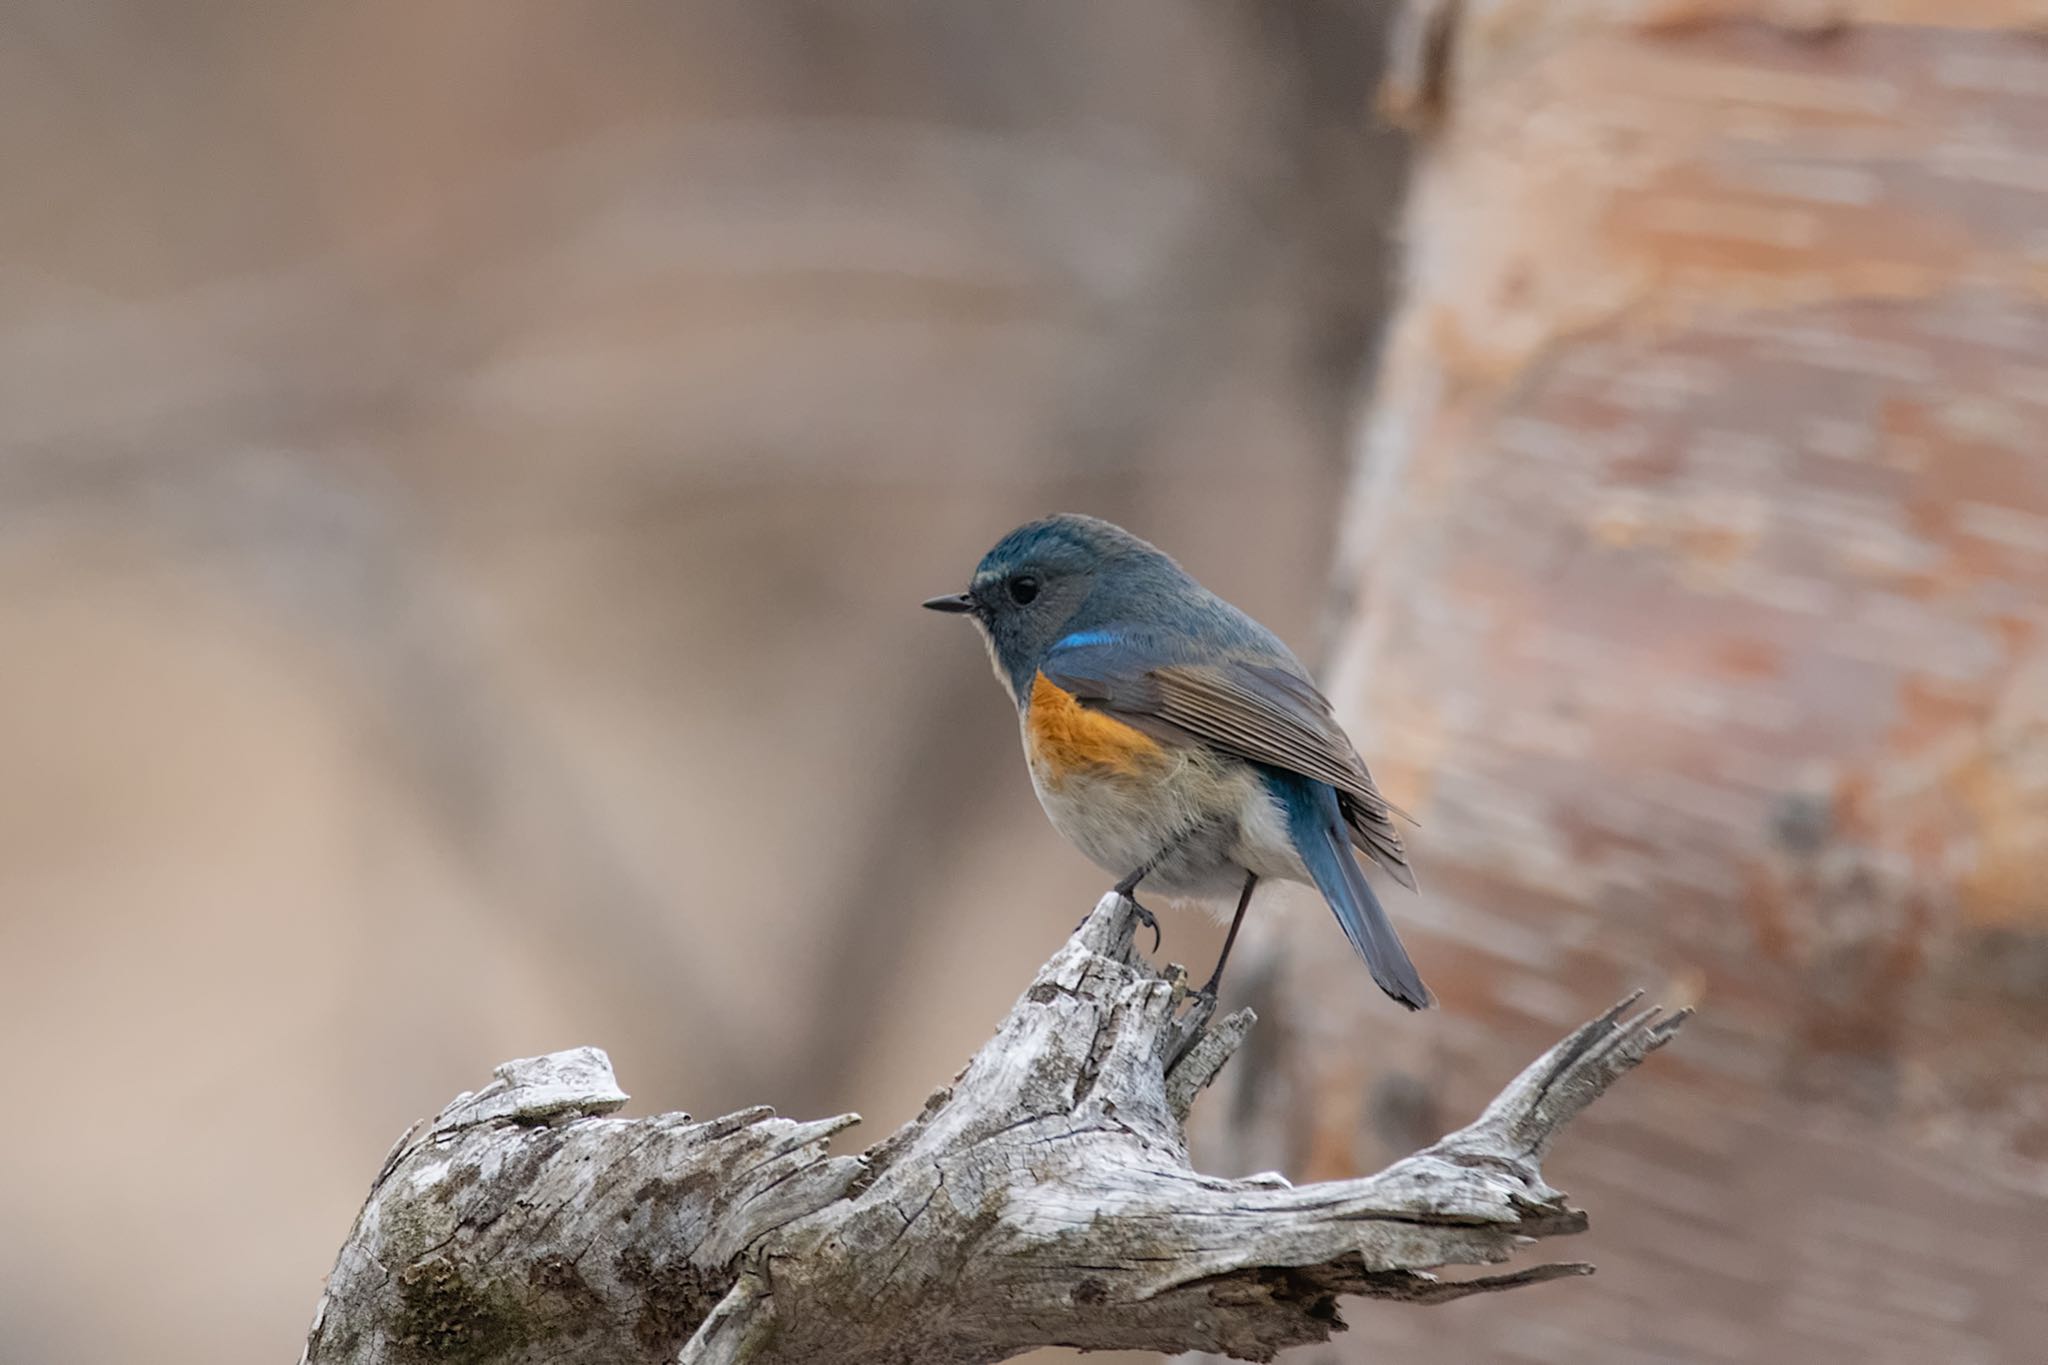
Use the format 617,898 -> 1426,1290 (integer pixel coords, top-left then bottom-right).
1054,629 -> 1120,651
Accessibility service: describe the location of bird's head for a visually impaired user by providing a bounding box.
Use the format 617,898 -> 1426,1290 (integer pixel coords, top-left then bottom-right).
923,514 -> 1179,701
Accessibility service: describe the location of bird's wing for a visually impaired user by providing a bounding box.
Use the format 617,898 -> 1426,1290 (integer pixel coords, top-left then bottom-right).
1040,636 -> 1415,889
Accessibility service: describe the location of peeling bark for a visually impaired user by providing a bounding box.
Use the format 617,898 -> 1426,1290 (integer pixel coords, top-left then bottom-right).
303,894 -> 1684,1365
1213,2 -> 2048,1360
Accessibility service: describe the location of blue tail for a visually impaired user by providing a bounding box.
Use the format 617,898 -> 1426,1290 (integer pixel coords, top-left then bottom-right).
1274,772 -> 1432,1010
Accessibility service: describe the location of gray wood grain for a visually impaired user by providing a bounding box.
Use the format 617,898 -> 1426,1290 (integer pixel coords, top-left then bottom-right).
302,894 -> 1685,1365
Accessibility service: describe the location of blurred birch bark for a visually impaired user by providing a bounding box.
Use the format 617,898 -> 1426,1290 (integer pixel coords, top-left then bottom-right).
1204,3 -> 2048,1360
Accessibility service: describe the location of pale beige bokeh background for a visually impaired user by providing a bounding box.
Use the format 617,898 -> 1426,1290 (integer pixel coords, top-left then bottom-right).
0,5 -> 1402,1362
11,6 -> 2048,1365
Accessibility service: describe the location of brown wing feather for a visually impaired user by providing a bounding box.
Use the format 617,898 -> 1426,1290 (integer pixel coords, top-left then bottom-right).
1341,792 -> 1416,891
1046,652 -> 1416,890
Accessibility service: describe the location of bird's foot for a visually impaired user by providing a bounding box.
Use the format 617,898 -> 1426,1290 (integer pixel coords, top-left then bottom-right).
1107,862 -> 1165,952
1071,900 -> 1162,953
1126,898 -> 1162,953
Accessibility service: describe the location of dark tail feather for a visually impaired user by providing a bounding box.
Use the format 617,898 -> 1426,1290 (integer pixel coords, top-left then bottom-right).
1343,795 -> 1419,892
1288,780 -> 1432,1010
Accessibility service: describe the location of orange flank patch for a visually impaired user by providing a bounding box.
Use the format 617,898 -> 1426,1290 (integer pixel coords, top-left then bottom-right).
1027,673 -> 1163,784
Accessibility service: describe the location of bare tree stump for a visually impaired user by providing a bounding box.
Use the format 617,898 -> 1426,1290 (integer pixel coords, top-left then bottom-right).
302,894 -> 1686,1365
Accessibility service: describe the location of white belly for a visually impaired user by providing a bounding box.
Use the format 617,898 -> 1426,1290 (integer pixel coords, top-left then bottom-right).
1022,726 -> 1307,909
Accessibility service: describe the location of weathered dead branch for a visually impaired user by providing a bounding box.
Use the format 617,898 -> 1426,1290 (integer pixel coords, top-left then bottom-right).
303,893 -> 1685,1364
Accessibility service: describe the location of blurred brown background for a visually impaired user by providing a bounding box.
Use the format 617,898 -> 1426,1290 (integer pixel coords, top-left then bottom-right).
1,4 -> 2044,1364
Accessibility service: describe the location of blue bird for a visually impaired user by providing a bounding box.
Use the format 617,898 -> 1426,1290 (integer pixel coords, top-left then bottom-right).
924,514 -> 1431,1008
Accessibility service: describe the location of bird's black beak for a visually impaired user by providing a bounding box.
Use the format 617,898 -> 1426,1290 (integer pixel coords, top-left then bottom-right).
922,592 -> 976,614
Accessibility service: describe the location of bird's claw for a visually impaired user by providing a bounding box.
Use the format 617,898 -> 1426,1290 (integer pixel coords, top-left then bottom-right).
1123,897 -> 1162,953
1079,877 -> 1164,954
1071,900 -> 1161,953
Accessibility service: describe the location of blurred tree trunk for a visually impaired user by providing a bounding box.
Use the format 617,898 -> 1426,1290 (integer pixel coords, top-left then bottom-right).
1209,3 -> 2048,1360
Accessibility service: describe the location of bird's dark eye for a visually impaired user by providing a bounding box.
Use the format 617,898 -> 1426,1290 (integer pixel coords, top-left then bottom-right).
1007,575 -> 1040,605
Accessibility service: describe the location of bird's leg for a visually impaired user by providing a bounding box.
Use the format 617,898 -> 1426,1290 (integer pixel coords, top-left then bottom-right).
1198,870 -> 1259,997
1074,843 -> 1181,951
1113,862 -> 1162,953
